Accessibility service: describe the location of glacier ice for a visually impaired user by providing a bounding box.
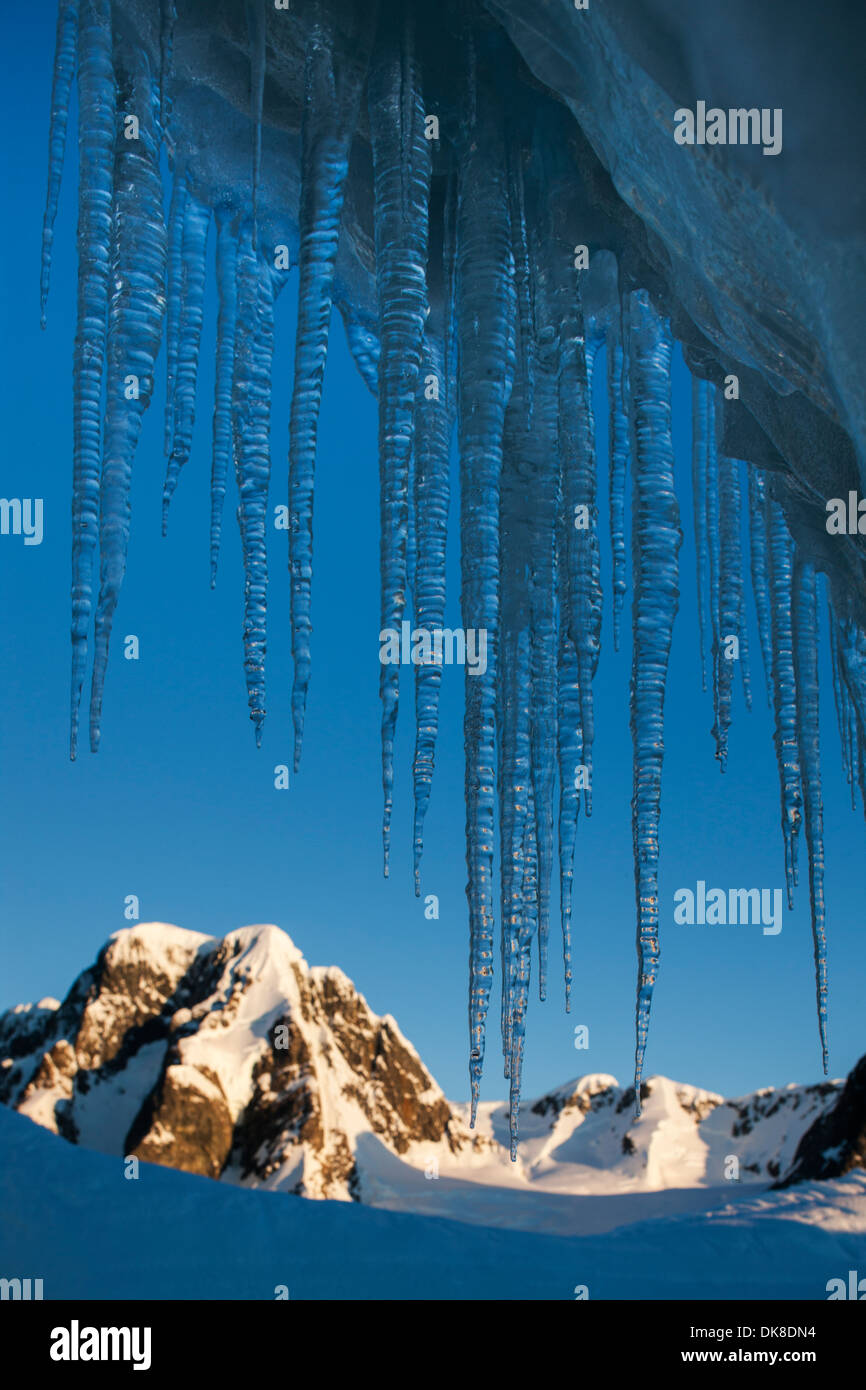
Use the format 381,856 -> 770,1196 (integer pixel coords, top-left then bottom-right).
43,0 -> 866,1140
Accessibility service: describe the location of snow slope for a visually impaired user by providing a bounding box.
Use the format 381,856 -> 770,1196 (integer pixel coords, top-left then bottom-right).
0,1104 -> 863,1300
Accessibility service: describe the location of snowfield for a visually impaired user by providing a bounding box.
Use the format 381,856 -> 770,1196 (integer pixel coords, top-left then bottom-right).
0,1103 -> 864,1300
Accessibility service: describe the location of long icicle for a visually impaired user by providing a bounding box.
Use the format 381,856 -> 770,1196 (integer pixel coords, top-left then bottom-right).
210,207 -> 238,586
289,1 -> 373,770
627,290 -> 681,1110
497,400 -> 531,1115
747,467 -> 773,706
733,461 -> 753,710
161,190 -> 210,532
526,373 -> 559,1006
559,291 -> 601,825
456,88 -> 516,1123
607,302 -> 629,652
521,210 -> 559,1005
556,617 -> 581,1012
705,386 -> 722,749
70,0 -> 115,760
41,0 -> 80,329
714,451 -> 746,768
497,338 -> 537,1130
232,229 -> 284,746
411,326 -> 452,894
511,771 -> 537,1156
411,174 -> 455,893
766,495 -> 802,906
367,1 -> 431,876
163,172 -> 186,456
90,62 -> 166,750
690,377 -> 709,692
832,613 -> 866,818
792,559 -> 829,1072
828,606 -> 856,807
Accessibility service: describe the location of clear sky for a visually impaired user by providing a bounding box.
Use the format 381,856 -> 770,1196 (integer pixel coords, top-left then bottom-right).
1,4 -> 863,1108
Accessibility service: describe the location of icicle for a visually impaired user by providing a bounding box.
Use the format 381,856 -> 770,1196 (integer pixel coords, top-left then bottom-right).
713,451 -> 751,767
691,377 -> 710,692
556,618 -> 580,1011
828,607 -> 857,806
70,0 -> 115,760
340,305 -> 380,395
834,613 -> 866,734
246,0 -> 266,229
705,387 -> 722,743
523,133 -> 599,1009
626,290 -> 681,1109
510,775 -> 537,1158
90,64 -> 166,751
506,153 -> 535,421
607,307 -> 629,652
496,568 -> 530,1103
766,497 -> 802,906
158,0 -> 176,143
524,349 -> 559,1005
456,95 -> 516,1123
163,173 -> 186,456
747,467 -> 773,706
161,191 -> 210,532
497,350 -> 539,1147
559,297 -> 600,822
733,463 -> 753,710
289,5 -> 370,771
210,209 -> 238,587
857,732 -> 866,819
367,5 -> 432,875
41,0 -> 79,330
411,329 -> 452,893
411,181 -> 455,892
833,613 -> 866,818
232,229 -> 283,746
792,560 -> 829,1072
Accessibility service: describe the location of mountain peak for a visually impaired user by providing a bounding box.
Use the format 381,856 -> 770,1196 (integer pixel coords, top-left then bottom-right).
0,920 -> 478,1199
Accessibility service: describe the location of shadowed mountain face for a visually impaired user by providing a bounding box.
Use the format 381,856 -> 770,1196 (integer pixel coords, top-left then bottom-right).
776,1054 -> 866,1189
0,923 -> 859,1212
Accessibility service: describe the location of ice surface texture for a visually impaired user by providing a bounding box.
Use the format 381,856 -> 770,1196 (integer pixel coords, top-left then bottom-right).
43,0 -> 866,1139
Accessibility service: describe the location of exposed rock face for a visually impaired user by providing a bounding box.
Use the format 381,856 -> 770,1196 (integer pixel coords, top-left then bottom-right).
775,1056 -> 866,1188
0,922 -> 861,1202
128,1064 -> 235,1179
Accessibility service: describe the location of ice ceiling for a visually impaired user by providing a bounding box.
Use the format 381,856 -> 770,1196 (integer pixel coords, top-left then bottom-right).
41,0 -> 866,1148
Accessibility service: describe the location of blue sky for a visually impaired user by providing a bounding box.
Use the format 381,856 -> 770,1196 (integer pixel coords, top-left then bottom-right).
1,4 -> 863,1107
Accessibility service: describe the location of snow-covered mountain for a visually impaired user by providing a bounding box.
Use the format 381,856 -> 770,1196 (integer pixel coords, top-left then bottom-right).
0,923 -> 858,1228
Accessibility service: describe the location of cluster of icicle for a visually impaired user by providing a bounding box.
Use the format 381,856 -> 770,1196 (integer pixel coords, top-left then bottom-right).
42,0 -> 855,1152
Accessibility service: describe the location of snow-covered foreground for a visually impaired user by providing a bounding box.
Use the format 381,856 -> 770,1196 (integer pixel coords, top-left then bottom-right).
1,1105 -> 864,1300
